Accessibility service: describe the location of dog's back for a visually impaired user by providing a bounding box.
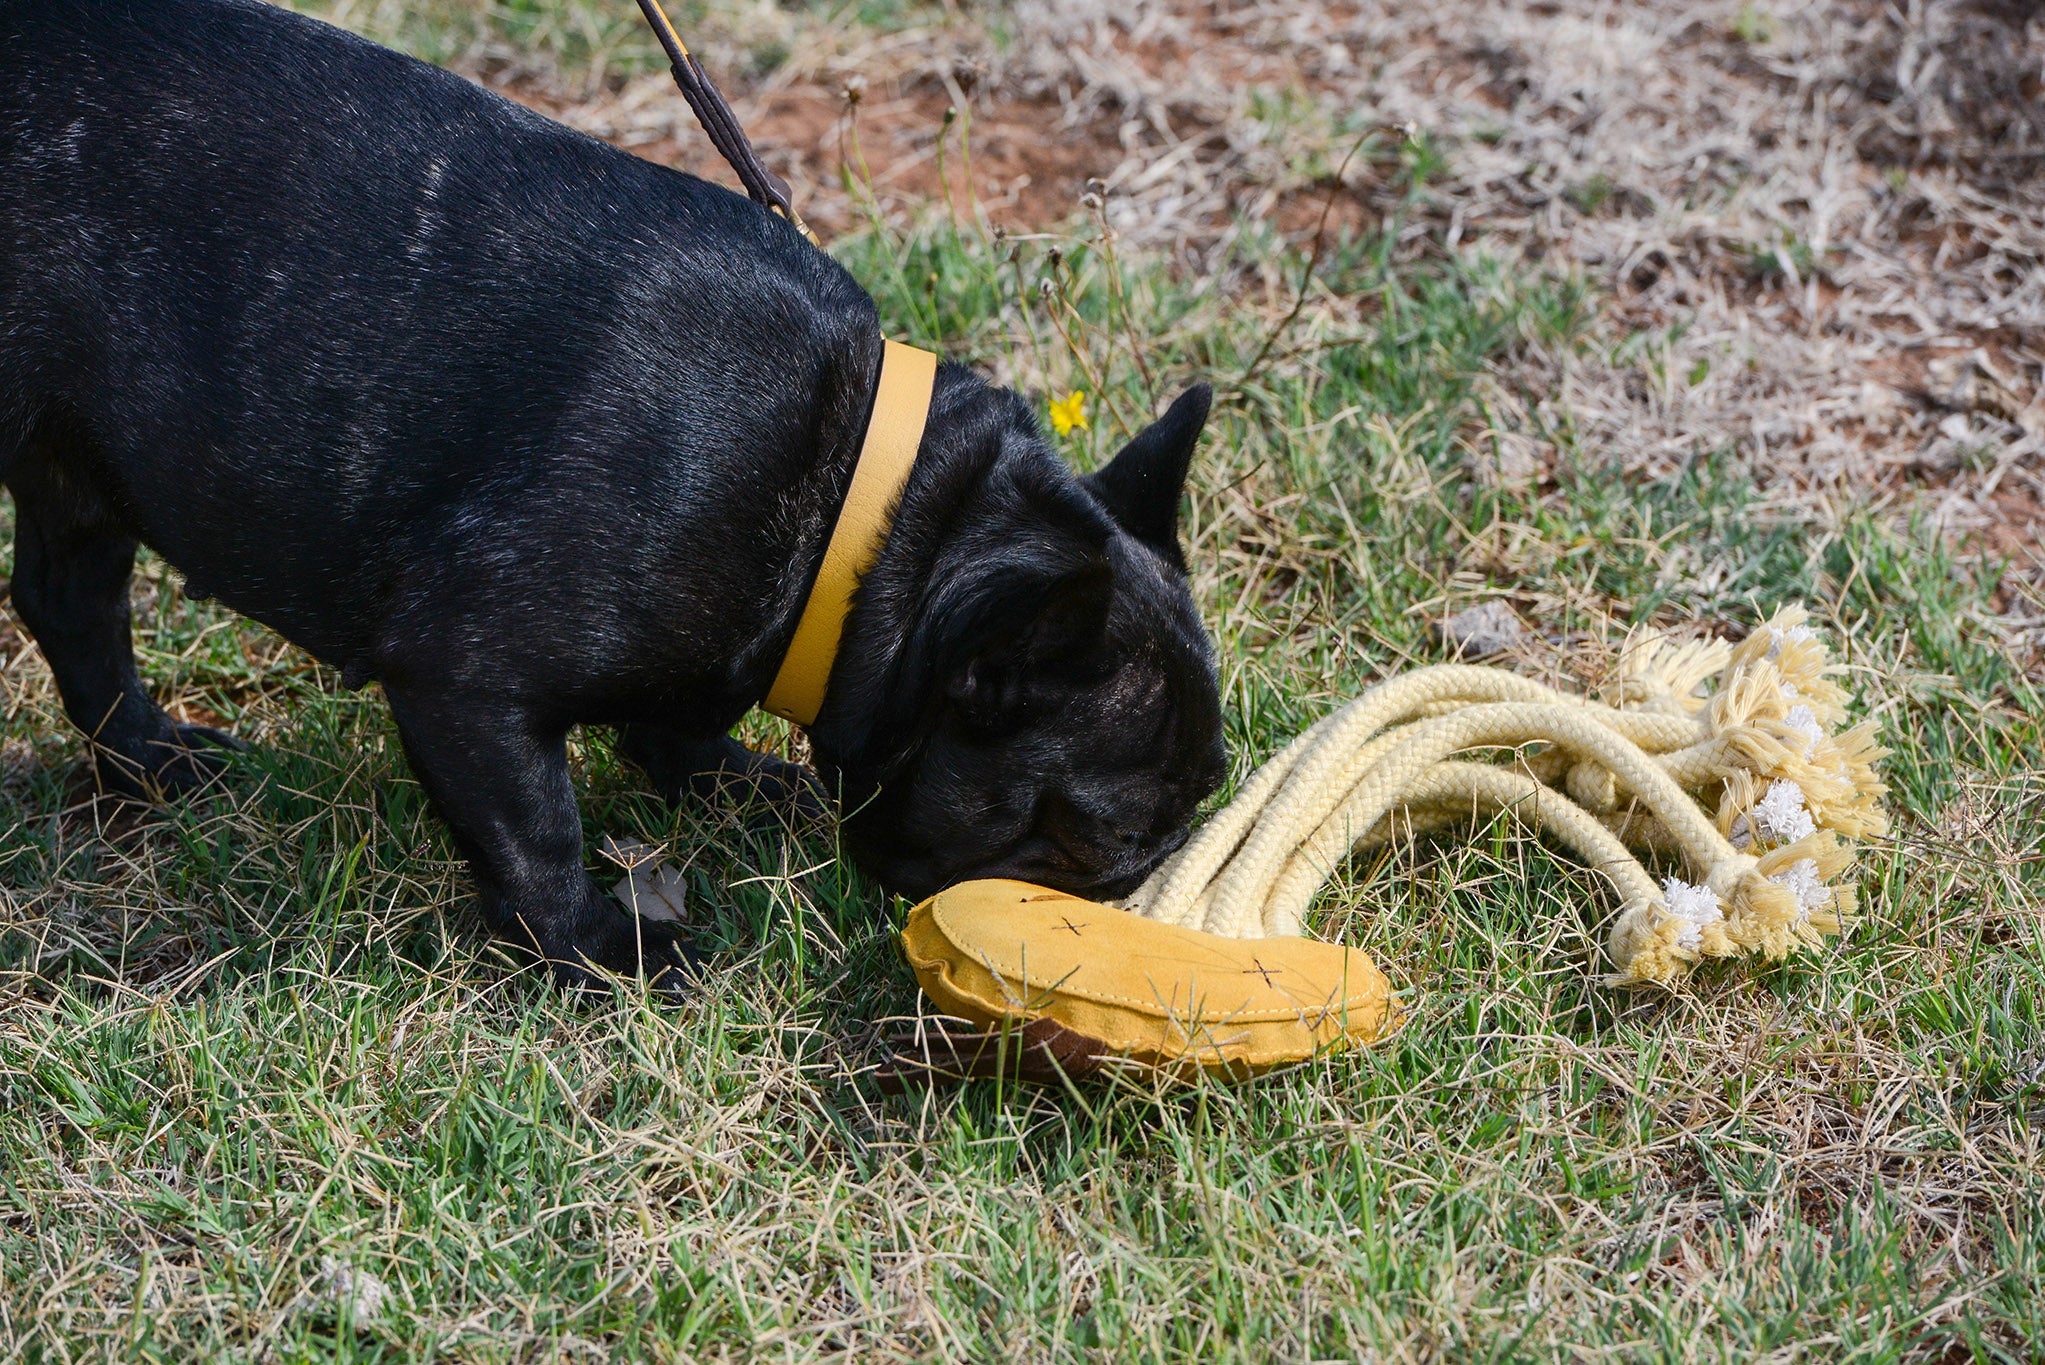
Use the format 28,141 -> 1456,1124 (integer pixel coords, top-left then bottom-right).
1,0 -> 875,686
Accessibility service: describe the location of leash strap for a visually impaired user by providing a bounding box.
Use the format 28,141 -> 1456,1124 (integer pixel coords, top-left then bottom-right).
630,0 -> 931,723
763,340 -> 937,726
632,0 -> 819,245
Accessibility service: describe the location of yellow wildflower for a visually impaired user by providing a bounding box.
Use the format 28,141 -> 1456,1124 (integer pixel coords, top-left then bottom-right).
1048,389 -> 1088,436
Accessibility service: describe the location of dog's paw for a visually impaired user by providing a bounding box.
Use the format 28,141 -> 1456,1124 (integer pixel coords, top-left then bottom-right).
544,905 -> 706,1000
94,722 -> 244,802
692,750 -> 829,824
620,728 -> 830,827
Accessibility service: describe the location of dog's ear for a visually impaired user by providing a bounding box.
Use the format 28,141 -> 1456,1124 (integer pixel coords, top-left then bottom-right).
1081,383 -> 1210,570
948,555 -> 1114,729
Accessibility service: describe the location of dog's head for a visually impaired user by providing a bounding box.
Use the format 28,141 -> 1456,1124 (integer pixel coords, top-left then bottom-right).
813,381 -> 1228,902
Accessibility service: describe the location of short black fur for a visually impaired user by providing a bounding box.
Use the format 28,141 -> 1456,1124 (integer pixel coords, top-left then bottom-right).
0,0 -> 1227,990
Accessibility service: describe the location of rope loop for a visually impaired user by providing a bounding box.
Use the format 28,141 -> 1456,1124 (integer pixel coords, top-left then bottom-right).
1119,607 -> 1886,987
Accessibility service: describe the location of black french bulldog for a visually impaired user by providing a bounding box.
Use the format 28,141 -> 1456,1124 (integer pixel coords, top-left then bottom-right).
0,0 -> 1227,990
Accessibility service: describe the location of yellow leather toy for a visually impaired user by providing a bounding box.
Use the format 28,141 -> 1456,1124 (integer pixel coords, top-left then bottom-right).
898,880 -> 1398,1077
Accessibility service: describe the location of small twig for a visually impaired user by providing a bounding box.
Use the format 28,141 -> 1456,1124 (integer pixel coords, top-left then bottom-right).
1043,263 -> 1136,441
1235,130 -> 1382,389
1005,243 -> 1057,392
934,105 -> 959,238
1090,185 -> 1158,409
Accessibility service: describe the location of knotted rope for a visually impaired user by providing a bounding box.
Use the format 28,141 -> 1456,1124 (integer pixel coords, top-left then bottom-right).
1117,607 -> 1888,986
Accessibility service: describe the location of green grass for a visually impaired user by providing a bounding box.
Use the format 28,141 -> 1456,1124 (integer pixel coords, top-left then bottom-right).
6,25 -> 2045,1365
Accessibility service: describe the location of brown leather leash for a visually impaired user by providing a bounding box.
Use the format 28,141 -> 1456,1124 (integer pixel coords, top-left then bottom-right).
632,0 -> 820,246
629,0 -> 936,728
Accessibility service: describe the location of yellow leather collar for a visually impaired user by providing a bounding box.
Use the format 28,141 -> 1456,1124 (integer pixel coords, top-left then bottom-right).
762,339 -> 938,726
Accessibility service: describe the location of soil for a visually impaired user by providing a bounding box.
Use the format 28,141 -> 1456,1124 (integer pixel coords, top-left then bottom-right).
461,0 -> 2045,620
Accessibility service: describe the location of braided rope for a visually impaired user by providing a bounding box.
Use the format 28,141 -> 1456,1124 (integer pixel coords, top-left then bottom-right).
1118,610 -> 1885,986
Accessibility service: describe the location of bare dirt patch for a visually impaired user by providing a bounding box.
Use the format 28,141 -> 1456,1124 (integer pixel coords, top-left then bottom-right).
416,0 -> 2045,613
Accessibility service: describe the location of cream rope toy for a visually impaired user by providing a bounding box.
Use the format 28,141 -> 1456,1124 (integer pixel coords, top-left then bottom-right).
1113,605 -> 1888,986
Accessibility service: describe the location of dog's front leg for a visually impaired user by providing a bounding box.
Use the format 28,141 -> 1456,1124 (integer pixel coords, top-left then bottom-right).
386,689 -> 698,992
619,724 -> 827,820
